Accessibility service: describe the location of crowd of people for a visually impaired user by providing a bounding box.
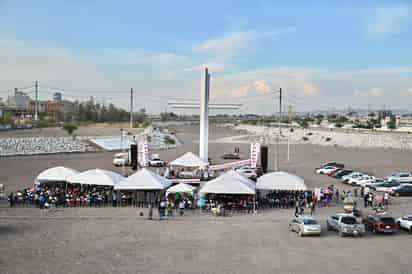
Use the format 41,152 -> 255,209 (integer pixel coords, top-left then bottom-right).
0,137 -> 93,156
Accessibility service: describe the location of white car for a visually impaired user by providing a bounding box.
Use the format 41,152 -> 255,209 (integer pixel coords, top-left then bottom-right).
149,158 -> 165,167
288,216 -> 321,236
316,166 -> 338,175
112,152 -> 129,166
359,178 -> 385,187
236,168 -> 258,180
341,172 -> 363,183
396,215 -> 412,233
386,172 -> 412,183
348,175 -> 375,186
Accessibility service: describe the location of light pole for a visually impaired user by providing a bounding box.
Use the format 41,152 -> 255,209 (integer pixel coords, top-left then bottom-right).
120,128 -> 126,176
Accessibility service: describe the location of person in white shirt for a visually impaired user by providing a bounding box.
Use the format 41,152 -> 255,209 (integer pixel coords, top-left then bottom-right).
178,200 -> 185,216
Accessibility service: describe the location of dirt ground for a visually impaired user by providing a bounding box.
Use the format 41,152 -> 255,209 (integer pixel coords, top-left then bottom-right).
1,124 -> 412,274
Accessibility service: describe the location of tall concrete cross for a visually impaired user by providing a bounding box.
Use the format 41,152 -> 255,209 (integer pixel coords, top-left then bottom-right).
168,68 -> 241,163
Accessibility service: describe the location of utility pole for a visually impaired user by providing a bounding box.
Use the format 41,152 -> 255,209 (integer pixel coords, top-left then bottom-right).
130,88 -> 134,128
274,88 -> 282,171
34,81 -> 39,121
287,105 -> 293,163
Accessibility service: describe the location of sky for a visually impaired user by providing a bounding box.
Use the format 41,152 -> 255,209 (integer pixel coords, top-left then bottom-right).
0,0 -> 411,114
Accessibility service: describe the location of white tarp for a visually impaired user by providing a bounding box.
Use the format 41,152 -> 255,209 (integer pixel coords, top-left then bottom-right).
36,166 -> 80,184
170,152 -> 208,168
256,171 -> 307,191
166,183 -> 195,196
67,169 -> 125,186
200,170 -> 256,195
89,136 -> 135,151
115,168 -> 172,190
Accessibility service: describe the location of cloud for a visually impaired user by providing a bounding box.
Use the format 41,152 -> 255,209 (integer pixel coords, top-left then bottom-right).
366,4 -> 411,38
303,83 -> 319,96
193,27 -> 296,58
353,88 -> 383,97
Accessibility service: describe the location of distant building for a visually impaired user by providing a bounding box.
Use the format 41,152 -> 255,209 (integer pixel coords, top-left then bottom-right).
53,92 -> 62,102
7,88 -> 31,109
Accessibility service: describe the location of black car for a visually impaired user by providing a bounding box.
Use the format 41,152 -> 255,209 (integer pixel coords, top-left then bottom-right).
390,184 -> 412,196
332,169 -> 353,179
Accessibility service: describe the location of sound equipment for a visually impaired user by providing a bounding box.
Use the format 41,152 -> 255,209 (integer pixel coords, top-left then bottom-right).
130,144 -> 138,170
260,145 -> 268,173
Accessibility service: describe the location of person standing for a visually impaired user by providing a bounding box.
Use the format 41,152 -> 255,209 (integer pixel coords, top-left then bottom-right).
8,192 -> 14,208
178,200 -> 185,216
148,203 -> 153,220
364,192 -> 369,208
384,192 -> 389,206
310,200 -> 316,215
335,189 -> 340,205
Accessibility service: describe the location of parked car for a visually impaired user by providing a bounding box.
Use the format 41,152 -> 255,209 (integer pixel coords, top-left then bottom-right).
149,154 -> 165,167
235,168 -> 258,180
332,169 -> 353,179
326,168 -> 342,176
359,178 -> 385,188
348,175 -> 375,186
112,152 -> 129,166
288,216 -> 321,236
390,184 -> 412,196
316,166 -> 339,175
362,214 -> 398,233
326,213 -> 365,237
222,152 -> 240,160
341,172 -> 364,183
319,162 -> 345,169
396,215 -> 412,233
386,172 -> 412,183
371,181 -> 401,192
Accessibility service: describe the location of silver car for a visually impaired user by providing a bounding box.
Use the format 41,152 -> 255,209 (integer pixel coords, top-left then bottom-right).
289,216 -> 322,236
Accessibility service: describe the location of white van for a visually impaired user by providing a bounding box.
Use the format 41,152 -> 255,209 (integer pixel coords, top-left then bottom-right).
113,152 -> 130,166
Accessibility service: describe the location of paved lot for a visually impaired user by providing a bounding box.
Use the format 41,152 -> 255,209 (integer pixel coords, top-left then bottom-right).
1,125 -> 412,273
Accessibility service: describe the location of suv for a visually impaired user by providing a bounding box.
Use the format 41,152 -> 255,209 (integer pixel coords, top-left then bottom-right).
386,172 -> 412,183
362,214 -> 398,233
326,213 -> 365,237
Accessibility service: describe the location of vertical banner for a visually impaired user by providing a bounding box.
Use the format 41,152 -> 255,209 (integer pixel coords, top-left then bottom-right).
250,143 -> 261,168
138,142 -> 149,167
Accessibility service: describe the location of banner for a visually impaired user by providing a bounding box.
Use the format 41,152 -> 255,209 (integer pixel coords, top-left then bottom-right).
250,143 -> 261,168
208,159 -> 251,171
138,142 -> 149,167
170,178 -> 201,184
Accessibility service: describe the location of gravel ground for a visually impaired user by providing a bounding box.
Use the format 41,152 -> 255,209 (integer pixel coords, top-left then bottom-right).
1,124 -> 412,274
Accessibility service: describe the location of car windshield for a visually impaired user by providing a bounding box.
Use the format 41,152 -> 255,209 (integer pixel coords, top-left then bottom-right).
303,219 -> 318,225
407,217 -> 412,221
341,217 -> 357,224
380,217 -> 395,225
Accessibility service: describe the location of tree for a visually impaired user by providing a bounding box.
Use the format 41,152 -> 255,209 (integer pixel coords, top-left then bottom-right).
0,112 -> 13,124
63,122 -> 78,137
298,119 -> 309,129
387,115 -> 397,130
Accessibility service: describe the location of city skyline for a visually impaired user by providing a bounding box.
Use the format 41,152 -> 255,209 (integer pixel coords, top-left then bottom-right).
0,1 -> 411,114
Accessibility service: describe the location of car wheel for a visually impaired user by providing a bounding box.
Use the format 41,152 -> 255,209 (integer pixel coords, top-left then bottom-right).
327,222 -> 332,231
298,229 -> 303,237
339,230 -> 345,237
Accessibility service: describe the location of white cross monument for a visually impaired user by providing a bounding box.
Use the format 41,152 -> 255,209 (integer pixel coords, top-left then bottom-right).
168,68 -> 241,163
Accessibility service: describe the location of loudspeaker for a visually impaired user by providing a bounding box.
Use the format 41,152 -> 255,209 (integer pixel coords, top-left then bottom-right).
130,144 -> 138,170
260,145 -> 268,173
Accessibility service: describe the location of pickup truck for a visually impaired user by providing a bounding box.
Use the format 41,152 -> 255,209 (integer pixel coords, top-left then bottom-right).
326,213 -> 365,237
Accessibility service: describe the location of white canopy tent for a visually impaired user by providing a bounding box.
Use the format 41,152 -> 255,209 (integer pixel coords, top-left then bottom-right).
67,169 -> 125,186
166,183 -> 195,196
169,152 -> 208,168
200,170 -> 256,195
256,171 -> 307,191
114,168 -> 172,191
35,166 -> 79,184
